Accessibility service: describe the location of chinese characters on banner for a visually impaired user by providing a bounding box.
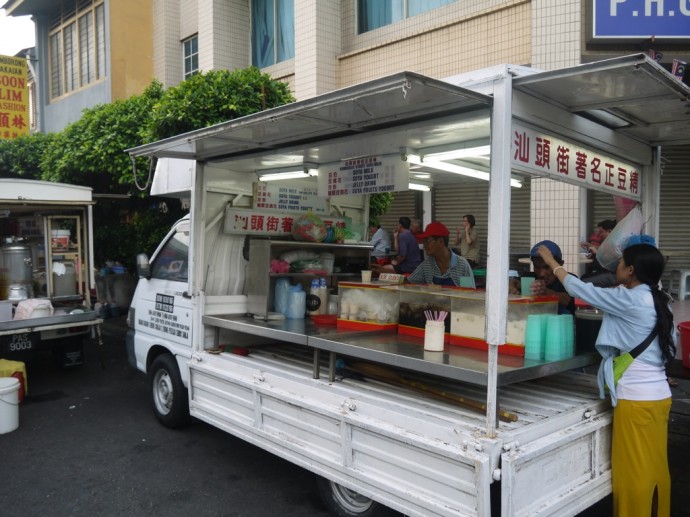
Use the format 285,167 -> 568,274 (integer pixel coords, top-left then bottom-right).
0,54 -> 29,140
253,182 -> 329,214
511,123 -> 641,201
317,155 -> 409,197
223,208 -> 348,236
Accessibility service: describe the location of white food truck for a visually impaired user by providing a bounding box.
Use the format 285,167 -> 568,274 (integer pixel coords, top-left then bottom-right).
0,179 -> 101,367
125,55 -> 690,516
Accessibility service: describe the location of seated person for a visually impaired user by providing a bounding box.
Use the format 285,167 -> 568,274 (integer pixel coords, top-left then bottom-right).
454,214 -> 480,268
372,217 -> 422,275
528,240 -> 576,314
368,223 -> 391,264
407,222 -> 474,287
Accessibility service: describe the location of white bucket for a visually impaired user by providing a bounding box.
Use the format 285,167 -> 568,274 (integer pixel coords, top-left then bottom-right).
0,377 -> 20,434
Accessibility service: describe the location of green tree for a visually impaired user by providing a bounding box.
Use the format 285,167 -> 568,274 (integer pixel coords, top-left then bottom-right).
147,67 -> 294,141
369,192 -> 395,227
40,81 -> 165,192
0,132 -> 55,179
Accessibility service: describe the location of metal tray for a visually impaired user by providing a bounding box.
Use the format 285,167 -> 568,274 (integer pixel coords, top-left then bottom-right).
0,310 -> 99,332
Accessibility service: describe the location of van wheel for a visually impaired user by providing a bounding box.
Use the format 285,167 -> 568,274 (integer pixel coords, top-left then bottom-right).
316,477 -> 392,517
149,354 -> 189,428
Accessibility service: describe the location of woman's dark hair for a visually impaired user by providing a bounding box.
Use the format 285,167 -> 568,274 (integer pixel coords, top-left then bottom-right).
623,244 -> 676,364
463,214 -> 476,227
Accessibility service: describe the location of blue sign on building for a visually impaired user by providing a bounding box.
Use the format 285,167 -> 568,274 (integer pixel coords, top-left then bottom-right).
593,0 -> 690,39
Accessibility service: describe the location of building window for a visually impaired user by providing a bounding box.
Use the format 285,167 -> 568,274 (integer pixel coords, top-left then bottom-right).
48,0 -> 106,99
357,0 -> 455,34
251,0 -> 294,68
183,36 -> 199,80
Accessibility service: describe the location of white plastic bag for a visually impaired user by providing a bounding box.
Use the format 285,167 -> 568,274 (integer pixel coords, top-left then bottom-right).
596,205 -> 643,271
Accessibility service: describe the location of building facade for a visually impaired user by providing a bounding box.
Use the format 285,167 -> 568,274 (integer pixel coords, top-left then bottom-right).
149,0 -> 689,279
4,0 -> 154,133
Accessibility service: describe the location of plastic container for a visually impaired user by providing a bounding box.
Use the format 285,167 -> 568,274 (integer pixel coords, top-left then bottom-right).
0,377 -> 20,434
319,252 -> 335,274
424,320 -> 445,351
678,321 -> 690,369
274,278 -> 291,315
50,229 -> 70,251
286,286 -> 306,319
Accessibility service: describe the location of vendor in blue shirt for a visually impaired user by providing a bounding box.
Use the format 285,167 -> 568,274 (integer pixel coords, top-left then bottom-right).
407,222 -> 474,287
528,240 -> 576,314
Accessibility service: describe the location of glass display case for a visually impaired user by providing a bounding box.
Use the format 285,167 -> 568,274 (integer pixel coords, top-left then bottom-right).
336,281 -> 399,330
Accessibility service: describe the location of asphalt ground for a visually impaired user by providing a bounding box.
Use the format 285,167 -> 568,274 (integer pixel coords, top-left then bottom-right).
1,316 -> 689,517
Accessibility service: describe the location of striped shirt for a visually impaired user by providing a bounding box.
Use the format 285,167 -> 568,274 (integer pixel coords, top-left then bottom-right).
407,250 -> 475,287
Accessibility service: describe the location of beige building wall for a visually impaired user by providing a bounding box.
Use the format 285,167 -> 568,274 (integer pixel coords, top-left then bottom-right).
198,0 -> 250,72
153,0 -> 183,87
338,1 -> 531,88
530,0 -> 585,273
109,0 -> 154,100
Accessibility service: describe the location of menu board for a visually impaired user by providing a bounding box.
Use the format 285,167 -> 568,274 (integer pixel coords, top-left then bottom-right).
317,155 -> 409,197
253,182 -> 329,214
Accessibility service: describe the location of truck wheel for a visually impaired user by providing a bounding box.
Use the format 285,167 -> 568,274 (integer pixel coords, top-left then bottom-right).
149,354 -> 190,428
316,477 -> 392,517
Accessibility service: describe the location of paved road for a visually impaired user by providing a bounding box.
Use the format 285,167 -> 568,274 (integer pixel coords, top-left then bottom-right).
1,316 -> 689,516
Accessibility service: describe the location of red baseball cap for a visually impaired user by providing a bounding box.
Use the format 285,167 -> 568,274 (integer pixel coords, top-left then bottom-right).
416,221 -> 449,239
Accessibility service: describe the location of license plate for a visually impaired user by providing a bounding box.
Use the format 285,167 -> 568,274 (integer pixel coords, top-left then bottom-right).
1,332 -> 38,354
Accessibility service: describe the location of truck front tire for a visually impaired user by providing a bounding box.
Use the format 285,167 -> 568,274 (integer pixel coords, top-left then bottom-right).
316,477 -> 392,517
149,354 -> 190,428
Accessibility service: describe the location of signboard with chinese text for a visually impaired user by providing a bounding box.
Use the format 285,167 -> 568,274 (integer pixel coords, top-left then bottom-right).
592,0 -> 690,40
253,182 -> 329,214
317,155 -> 409,197
0,54 -> 29,140
224,208 -> 348,236
511,123 -> 641,200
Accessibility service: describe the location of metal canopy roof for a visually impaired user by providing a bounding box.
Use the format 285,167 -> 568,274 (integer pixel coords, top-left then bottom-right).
513,54 -> 690,147
127,72 -> 492,164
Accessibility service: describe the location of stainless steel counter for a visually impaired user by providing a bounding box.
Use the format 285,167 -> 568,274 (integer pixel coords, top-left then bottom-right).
202,314 -> 600,387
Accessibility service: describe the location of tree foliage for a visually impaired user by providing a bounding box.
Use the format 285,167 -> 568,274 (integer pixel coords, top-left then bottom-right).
146,67 -> 294,141
0,132 -> 55,179
369,192 -> 395,227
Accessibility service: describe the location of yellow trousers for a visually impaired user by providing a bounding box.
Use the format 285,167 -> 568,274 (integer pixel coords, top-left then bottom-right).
612,398 -> 672,517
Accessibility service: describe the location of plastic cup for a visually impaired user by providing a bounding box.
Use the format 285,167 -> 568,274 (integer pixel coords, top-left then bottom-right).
361,270 -> 372,283
424,320 -> 445,351
524,314 -> 547,360
544,314 -> 565,361
521,277 -> 536,296
349,304 -> 360,320
424,350 -> 445,363
561,314 -> 575,358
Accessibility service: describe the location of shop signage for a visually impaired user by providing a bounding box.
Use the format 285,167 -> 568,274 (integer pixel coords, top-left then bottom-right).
592,0 -> 690,40
317,154 -> 409,197
253,182 -> 329,214
511,123 -> 641,200
223,208 -> 348,236
0,54 -> 29,140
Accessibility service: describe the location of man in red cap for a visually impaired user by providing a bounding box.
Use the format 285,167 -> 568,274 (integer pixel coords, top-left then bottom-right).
407,222 -> 474,287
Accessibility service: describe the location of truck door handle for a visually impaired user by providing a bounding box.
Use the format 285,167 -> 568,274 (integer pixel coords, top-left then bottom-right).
182,291 -> 192,299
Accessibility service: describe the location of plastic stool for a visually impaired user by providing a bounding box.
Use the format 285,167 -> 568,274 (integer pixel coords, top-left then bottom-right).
668,269 -> 690,300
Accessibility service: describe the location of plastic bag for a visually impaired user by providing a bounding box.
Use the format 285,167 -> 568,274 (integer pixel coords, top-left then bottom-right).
292,212 -> 327,242
596,205 -> 643,271
274,278 -> 291,315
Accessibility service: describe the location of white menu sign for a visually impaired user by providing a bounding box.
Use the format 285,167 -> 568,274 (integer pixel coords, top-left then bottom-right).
253,182 -> 329,214
511,123 -> 641,200
317,155 -> 409,197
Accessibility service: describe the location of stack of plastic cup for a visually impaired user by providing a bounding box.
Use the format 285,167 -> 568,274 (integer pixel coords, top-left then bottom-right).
562,314 -> 575,358
543,314 -> 576,361
524,314 -> 547,360
544,314 -> 565,361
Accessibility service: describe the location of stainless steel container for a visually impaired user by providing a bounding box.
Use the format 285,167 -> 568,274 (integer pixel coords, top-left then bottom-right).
1,242 -> 33,300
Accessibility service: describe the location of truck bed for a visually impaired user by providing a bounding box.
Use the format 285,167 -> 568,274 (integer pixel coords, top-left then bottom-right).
189,343 -> 612,517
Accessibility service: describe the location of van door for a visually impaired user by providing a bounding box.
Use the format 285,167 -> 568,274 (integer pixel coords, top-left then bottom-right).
133,220 -> 193,356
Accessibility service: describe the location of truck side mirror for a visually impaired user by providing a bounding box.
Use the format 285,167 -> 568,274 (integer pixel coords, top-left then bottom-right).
136,253 -> 151,279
